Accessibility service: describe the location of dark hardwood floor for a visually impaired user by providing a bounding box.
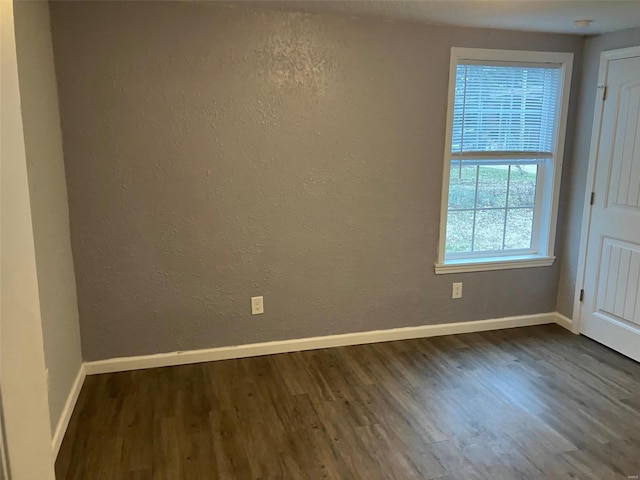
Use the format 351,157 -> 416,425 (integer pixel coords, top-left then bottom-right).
56,325 -> 640,479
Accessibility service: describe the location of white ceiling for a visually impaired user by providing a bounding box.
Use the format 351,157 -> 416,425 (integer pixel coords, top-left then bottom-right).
232,1 -> 640,35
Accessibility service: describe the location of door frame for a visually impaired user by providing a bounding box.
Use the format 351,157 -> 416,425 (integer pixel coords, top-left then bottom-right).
572,45 -> 640,334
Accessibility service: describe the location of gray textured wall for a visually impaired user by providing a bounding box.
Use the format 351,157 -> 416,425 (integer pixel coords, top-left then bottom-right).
50,1 -> 583,361
13,0 -> 83,434
556,27 -> 640,318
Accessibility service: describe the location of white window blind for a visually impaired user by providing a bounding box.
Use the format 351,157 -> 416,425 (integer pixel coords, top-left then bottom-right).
452,63 -> 562,156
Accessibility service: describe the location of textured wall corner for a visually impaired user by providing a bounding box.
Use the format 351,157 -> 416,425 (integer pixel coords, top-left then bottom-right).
13,0 -> 83,436
50,1 -> 582,361
1,0 -> 57,475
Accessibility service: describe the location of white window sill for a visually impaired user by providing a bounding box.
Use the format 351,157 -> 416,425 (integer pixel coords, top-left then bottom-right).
434,255 -> 556,274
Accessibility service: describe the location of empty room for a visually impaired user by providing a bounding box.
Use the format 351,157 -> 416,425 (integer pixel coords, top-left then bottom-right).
2,0 -> 640,478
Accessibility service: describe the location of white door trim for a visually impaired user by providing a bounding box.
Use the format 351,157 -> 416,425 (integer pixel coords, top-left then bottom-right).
572,45 -> 640,334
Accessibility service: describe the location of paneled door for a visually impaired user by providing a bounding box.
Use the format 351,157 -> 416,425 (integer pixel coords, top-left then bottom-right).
581,49 -> 640,362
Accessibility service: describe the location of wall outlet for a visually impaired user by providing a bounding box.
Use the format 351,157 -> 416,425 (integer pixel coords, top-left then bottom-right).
251,296 -> 264,315
452,282 -> 463,299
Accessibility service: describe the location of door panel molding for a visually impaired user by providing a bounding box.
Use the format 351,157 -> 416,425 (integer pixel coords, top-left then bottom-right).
606,80 -> 640,209
595,237 -> 640,325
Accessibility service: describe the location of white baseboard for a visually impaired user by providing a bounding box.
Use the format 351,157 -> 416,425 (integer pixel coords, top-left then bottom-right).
554,312 -> 573,332
52,364 -> 85,458
84,312 -> 558,375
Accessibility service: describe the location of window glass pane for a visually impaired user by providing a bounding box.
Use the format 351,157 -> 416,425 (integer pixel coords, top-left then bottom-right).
504,208 -> 534,249
476,165 -> 508,208
508,164 -> 538,207
446,210 -> 474,253
474,209 -> 505,251
452,64 -> 561,153
448,163 -> 477,210
446,161 -> 539,256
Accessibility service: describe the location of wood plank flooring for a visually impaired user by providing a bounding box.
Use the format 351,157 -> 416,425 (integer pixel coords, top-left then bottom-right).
56,325 -> 640,479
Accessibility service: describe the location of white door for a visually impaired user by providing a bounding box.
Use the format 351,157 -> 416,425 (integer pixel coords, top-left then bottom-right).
581,50 -> 640,362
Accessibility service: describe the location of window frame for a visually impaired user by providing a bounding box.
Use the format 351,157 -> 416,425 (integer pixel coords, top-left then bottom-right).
435,48 -> 574,275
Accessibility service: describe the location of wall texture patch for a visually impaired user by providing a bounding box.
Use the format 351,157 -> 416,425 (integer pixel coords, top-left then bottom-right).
50,1 -> 583,361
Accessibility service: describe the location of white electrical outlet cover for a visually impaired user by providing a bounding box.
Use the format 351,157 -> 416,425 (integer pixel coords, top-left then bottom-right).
251,296 -> 264,315
452,283 -> 463,299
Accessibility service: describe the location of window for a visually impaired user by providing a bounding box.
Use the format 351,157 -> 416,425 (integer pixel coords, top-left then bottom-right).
436,48 -> 573,274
